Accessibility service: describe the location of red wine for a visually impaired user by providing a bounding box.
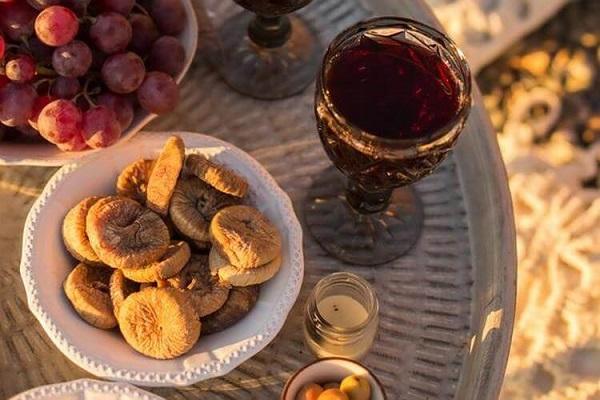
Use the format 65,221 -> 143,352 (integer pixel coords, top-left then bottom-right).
326,33 -> 461,140
316,29 -> 469,190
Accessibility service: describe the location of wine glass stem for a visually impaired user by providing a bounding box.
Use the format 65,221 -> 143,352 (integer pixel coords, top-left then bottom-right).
248,15 -> 292,48
345,180 -> 392,214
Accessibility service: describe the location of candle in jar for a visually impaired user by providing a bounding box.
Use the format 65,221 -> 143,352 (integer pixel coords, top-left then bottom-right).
304,273 -> 379,360
317,295 -> 369,329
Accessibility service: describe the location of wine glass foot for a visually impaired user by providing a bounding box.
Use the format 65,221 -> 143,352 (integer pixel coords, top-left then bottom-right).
210,11 -> 322,100
305,167 -> 424,265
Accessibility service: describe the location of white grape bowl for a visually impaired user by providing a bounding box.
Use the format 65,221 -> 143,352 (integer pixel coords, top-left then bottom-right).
0,1 -> 198,166
20,131 -> 304,386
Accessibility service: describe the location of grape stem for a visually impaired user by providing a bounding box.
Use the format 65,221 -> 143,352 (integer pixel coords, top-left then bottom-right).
81,78 -> 96,108
36,66 -> 58,77
71,92 -> 84,103
5,44 -> 22,53
33,78 -> 52,90
81,15 -> 97,25
19,36 -> 31,52
133,2 -> 150,16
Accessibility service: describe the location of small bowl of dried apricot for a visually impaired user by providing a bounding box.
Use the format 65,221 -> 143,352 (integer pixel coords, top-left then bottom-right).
282,358 -> 386,400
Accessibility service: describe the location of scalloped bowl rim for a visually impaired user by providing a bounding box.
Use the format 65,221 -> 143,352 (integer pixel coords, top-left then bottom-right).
9,379 -> 165,400
19,131 -> 304,386
0,0 -> 198,167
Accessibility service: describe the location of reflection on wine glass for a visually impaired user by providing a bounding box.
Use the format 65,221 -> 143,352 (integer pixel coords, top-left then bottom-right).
305,17 -> 472,265
210,0 -> 322,100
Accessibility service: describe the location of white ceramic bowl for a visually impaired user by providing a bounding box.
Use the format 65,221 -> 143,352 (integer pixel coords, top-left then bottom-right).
282,358 -> 387,400
0,1 -> 198,166
20,131 -> 304,386
9,379 -> 165,400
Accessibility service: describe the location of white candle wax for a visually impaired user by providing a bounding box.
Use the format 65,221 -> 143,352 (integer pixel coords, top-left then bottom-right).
317,295 -> 368,329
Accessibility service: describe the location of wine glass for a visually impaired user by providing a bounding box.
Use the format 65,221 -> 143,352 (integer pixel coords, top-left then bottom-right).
210,0 -> 322,100
305,17 -> 472,265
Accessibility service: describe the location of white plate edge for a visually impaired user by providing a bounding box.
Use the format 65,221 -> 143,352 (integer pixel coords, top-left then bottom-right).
9,379 -> 165,400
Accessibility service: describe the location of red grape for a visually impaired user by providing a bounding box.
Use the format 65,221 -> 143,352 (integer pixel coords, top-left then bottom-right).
0,2 -> 37,41
35,6 -> 79,47
37,99 -> 82,144
150,0 -> 185,35
51,76 -> 81,99
26,0 -> 62,11
137,71 -> 179,114
56,131 -> 87,151
97,92 -> 134,130
129,13 -> 159,55
148,36 -> 184,77
0,83 -> 37,127
98,0 -> 134,16
82,105 -> 121,148
29,95 -> 54,130
90,12 -> 132,54
5,55 -> 36,83
101,52 -> 145,94
52,40 -> 93,78
0,35 -> 5,61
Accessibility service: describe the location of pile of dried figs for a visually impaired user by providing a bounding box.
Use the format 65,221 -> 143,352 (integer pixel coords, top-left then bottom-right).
61,135 -> 283,359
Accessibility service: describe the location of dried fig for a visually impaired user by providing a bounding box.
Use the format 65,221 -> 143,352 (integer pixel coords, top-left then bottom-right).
86,196 -> 170,269
119,287 -> 200,359
169,176 -> 240,247
184,154 -> 249,198
164,254 -> 230,317
155,279 -> 169,288
146,135 -> 185,215
210,205 -> 282,269
161,214 -> 178,238
109,269 -> 139,320
62,196 -> 104,266
116,159 -> 155,203
122,240 -> 190,283
64,263 -> 117,329
140,282 -> 156,290
209,247 -> 281,287
201,285 -> 260,335
89,195 -> 122,211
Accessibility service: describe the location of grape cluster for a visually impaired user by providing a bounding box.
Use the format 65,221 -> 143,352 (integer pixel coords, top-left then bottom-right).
0,0 -> 184,151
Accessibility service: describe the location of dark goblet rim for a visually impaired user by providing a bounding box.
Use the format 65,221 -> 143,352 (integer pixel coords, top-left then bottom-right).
233,0 -> 314,16
319,16 -> 473,149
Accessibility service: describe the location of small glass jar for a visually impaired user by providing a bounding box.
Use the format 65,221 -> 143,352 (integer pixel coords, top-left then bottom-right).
304,272 -> 379,360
